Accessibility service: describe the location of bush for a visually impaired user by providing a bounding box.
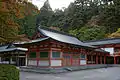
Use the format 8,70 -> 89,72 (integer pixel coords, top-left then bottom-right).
0,64 -> 19,80
0,77 -> 8,80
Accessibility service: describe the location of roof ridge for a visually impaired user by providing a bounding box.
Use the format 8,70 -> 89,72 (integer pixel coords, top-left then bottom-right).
84,37 -> 120,43
39,26 -> 75,37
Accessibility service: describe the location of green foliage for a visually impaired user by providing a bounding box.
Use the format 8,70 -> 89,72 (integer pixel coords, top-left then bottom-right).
16,1 -> 39,37
1,0 -> 120,43
116,28 -> 120,33
37,0 -> 53,26
17,15 -> 37,37
0,77 -> 8,80
98,1 -> 120,33
49,9 -> 65,27
69,26 -> 106,41
108,28 -> 120,38
0,0 -> 39,44
0,0 -> 20,43
0,64 -> 19,80
37,0 -> 119,33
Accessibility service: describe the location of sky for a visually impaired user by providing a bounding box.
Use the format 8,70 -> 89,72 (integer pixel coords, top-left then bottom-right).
31,0 -> 75,10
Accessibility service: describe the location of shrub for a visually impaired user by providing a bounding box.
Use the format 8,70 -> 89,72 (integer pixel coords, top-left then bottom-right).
0,77 -> 8,80
0,64 -> 19,80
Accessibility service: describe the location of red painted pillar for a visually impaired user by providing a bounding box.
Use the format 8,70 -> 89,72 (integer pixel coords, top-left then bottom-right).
96,55 -> 98,64
114,56 -> 116,64
70,54 -> 73,66
86,54 -> 88,64
49,48 -> 52,67
61,50 -> 64,67
36,49 -> 40,66
91,55 -> 93,64
79,54 -> 81,65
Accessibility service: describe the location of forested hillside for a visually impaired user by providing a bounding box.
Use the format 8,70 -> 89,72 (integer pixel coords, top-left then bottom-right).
1,0 -> 120,44
0,0 -> 39,44
37,0 -> 120,41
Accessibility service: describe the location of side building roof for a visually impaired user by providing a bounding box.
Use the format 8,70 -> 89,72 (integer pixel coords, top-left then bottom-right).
95,49 -> 109,53
84,38 -> 120,46
0,44 -> 28,53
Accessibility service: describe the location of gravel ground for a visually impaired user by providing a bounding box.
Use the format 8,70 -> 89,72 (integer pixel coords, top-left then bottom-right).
20,67 -> 120,80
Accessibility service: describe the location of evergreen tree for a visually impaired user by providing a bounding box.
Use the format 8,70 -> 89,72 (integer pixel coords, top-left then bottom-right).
36,0 -> 53,27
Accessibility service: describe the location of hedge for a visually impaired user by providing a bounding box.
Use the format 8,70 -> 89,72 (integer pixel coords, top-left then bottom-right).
0,64 -> 19,80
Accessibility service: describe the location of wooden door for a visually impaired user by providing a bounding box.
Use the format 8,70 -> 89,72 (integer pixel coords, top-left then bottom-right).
63,54 -> 71,66
19,57 -> 25,66
72,54 -> 80,66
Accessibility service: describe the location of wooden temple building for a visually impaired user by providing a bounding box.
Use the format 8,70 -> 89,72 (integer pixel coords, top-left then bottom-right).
1,26 -> 120,67
84,38 -> 120,64
0,44 -> 28,66
13,27 -> 109,67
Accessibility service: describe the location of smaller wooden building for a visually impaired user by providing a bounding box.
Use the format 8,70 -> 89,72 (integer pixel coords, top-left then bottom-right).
14,27 -> 109,68
84,38 -> 120,64
0,44 -> 28,66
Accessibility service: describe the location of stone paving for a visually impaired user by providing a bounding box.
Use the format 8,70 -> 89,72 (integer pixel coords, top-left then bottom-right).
20,67 -> 120,80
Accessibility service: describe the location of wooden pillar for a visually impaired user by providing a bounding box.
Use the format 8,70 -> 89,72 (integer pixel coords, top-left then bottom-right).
91,55 -> 93,64
116,57 -> 118,64
71,53 -> 73,66
61,49 -> 64,67
104,56 -> 106,64
36,52 -> 39,66
114,56 -> 116,64
86,54 -> 87,64
0,56 -> 1,62
49,48 -> 52,67
8,52 -> 12,64
36,48 -> 40,66
26,50 -> 30,66
10,57 -> 12,64
117,56 -> 119,64
96,55 -> 98,64
100,56 -> 102,64
25,52 -> 28,66
17,52 -> 20,66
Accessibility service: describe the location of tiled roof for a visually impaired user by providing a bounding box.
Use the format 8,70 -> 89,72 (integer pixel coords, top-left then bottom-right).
38,27 -> 95,48
84,38 -> 120,46
0,44 -> 28,53
0,47 -> 28,53
14,37 -> 49,45
95,49 -> 109,53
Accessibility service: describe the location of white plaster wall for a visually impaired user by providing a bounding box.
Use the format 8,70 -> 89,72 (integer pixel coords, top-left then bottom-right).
39,61 -> 49,66
28,60 -> 37,66
80,60 -> 86,65
51,60 -> 62,66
